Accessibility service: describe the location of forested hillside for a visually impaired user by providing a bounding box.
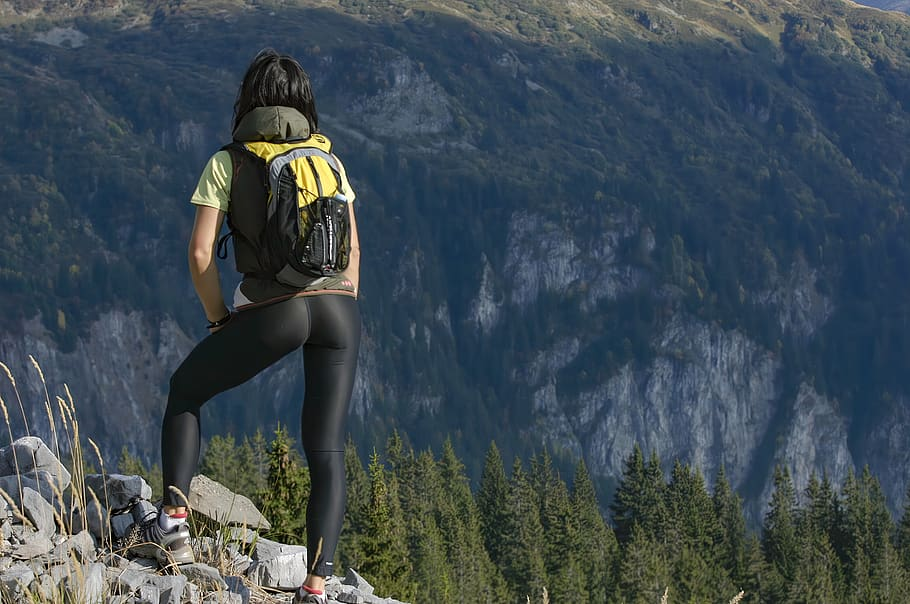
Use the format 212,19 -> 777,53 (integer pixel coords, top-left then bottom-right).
120,430 -> 910,603
2,0 -> 910,520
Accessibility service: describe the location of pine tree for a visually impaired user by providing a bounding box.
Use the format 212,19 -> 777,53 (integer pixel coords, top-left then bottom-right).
611,445 -> 669,547
840,466 -> 907,602
571,459 -> 617,604
477,442 -> 510,567
713,465 -> 747,587
531,449 -> 584,604
235,430 -> 269,499
117,446 -> 162,500
762,465 -> 799,602
500,458 -> 547,603
259,426 -> 310,544
360,450 -> 413,600
338,436 -> 369,571
438,439 -> 507,602
618,523 -> 671,604
610,444 -> 646,544
666,461 -> 731,602
200,434 -> 239,488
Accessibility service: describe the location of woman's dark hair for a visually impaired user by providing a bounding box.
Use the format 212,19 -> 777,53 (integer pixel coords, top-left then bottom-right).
232,49 -> 318,134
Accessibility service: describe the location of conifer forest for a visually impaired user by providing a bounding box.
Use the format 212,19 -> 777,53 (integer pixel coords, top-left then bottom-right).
120,430 -> 910,603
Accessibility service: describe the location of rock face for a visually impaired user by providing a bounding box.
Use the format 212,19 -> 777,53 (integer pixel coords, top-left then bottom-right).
0,437 -> 406,604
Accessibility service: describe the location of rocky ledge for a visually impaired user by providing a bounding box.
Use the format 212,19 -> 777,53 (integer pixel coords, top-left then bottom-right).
0,437 -> 405,604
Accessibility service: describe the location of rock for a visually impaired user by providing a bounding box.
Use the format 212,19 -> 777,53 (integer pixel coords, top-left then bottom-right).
108,566 -> 151,594
22,486 -> 56,536
224,575 -> 251,604
336,592 -> 366,604
343,567 -> 374,596
131,500 -> 157,524
84,474 -> 151,512
0,471 -> 64,507
140,573 -> 188,604
189,475 -> 271,531
53,530 -> 96,563
110,513 -> 134,541
181,562 -> 228,590
203,592 -> 243,604
78,498 -> 110,541
247,550 -> 307,589
10,533 -> 54,559
250,536 -> 307,561
62,562 -> 106,604
0,437 -> 71,489
0,563 -> 35,600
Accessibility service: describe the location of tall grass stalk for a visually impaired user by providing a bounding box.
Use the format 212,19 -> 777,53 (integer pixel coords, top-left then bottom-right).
0,394 -> 25,506
1,360 -> 30,437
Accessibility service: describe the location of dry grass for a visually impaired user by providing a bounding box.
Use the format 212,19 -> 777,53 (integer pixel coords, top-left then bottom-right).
0,358 -> 280,604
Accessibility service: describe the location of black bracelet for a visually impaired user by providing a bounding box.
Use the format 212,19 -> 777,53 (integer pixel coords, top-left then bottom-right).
207,312 -> 232,329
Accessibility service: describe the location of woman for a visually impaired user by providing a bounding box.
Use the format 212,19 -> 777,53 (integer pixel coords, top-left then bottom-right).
137,49 -> 361,604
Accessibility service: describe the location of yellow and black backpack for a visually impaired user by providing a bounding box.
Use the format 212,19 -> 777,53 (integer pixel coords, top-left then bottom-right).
217,133 -> 351,288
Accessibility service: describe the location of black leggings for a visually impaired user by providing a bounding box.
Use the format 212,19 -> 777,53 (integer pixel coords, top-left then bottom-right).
162,294 -> 360,577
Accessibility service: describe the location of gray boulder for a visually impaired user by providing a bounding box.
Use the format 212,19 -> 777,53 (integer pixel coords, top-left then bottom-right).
247,550 -> 308,589
84,474 -> 151,512
0,471 -> 64,507
189,475 -> 271,531
53,530 -> 96,563
224,575 -> 251,604
250,535 -> 307,562
139,573 -> 187,604
343,567 -> 374,596
62,562 -> 106,604
181,562 -> 228,591
0,562 -> 35,600
0,437 -> 71,490
22,486 -> 56,536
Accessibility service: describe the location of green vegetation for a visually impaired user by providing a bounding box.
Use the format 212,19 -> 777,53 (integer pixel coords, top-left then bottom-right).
2,0 -> 910,506
118,432 -> 910,602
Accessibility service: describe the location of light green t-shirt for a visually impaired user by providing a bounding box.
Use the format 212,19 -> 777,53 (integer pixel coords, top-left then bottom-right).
190,150 -> 232,212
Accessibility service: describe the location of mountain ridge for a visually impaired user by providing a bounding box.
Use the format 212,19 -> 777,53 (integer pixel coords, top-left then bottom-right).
1,0 -> 909,522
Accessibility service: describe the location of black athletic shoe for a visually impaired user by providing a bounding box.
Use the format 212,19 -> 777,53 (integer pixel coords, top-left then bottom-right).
124,511 -> 195,566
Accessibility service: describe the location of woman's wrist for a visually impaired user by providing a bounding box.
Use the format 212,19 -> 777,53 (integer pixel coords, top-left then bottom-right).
206,311 -> 232,329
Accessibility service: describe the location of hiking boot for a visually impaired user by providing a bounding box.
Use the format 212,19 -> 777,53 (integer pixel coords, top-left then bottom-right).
125,511 -> 195,566
292,585 -> 327,604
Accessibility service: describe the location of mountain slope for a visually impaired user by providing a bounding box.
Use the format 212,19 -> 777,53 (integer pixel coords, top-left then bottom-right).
1,0 -> 910,520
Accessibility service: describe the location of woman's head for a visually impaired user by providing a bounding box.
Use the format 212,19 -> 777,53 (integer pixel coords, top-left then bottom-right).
233,49 -> 318,134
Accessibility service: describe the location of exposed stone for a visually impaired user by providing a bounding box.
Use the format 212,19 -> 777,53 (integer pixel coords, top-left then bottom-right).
110,513 -> 134,541
141,573 -> 188,604
84,474 -> 152,512
10,533 -> 54,559
336,591 -> 366,604
0,437 -> 71,489
250,536 -> 307,561
0,471 -> 64,507
181,563 -> 228,591
53,530 -> 96,563
0,563 -> 35,599
22,486 -> 56,536
189,475 -> 271,531
247,550 -> 308,589
108,566 -> 149,594
224,575 -> 251,604
62,562 -> 106,604
343,567 -> 374,596
203,592 -> 243,604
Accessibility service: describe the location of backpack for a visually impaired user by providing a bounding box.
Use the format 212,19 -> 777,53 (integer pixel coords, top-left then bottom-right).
217,134 -> 351,288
